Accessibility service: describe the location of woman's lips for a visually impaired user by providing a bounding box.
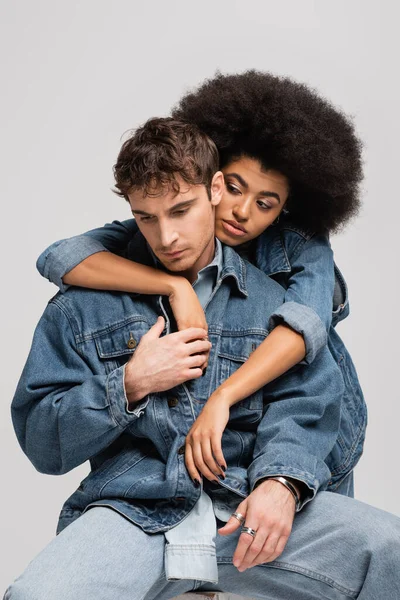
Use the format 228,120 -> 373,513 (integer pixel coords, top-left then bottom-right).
221,220 -> 248,237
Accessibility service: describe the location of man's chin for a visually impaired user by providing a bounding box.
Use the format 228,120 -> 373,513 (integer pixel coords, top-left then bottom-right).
157,255 -> 194,273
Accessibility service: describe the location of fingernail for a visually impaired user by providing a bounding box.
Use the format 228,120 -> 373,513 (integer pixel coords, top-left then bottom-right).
217,474 -> 225,480
202,368 -> 207,377
220,465 -> 226,472
193,479 -> 200,487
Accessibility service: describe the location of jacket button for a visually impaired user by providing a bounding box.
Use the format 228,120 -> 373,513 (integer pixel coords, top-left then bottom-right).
127,334 -> 137,349
178,445 -> 185,455
168,397 -> 179,407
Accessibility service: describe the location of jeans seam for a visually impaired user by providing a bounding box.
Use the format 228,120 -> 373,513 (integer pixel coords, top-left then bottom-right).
216,557 -> 358,598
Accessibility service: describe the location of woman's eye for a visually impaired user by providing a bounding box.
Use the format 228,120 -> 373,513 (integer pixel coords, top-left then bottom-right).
257,200 -> 272,210
226,184 -> 241,195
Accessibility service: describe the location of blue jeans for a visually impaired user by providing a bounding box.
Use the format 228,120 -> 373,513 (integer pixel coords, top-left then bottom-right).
4,489 -> 400,600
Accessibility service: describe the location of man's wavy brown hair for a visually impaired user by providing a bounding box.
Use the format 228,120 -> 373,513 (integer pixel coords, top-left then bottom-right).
113,117 -> 219,199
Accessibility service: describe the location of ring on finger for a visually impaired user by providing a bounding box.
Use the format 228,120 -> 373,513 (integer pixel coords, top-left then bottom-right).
241,526 -> 257,538
231,512 -> 245,525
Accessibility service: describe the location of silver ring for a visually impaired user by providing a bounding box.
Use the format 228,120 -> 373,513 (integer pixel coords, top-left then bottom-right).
231,512 -> 245,525
241,526 -> 257,538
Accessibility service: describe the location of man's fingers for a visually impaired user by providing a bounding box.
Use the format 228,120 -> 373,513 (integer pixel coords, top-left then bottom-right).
186,339 -> 212,355
181,367 -> 203,381
144,316 -> 165,339
187,354 -> 208,370
266,533 -> 290,563
218,501 -> 248,535
174,327 -> 208,343
240,530 -> 278,570
232,525 -> 257,568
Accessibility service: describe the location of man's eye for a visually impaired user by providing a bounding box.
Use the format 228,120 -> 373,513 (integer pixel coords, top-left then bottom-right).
172,209 -> 188,217
140,216 -> 154,222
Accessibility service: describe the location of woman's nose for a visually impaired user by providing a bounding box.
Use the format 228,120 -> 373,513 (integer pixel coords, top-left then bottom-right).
232,198 -> 251,222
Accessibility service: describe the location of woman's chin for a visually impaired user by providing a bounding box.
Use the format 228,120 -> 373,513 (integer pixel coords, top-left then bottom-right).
215,227 -> 247,247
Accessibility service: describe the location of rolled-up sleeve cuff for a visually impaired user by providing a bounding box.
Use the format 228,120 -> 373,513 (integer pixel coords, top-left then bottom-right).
268,301 -> 327,364
36,237 -> 110,293
106,365 -> 150,428
249,462 -> 317,511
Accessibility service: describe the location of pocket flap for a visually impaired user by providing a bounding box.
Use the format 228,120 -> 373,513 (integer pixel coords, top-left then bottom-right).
94,318 -> 150,359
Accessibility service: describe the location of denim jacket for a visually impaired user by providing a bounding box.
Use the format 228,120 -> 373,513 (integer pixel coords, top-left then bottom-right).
36,217 -> 367,492
14,235 -> 350,535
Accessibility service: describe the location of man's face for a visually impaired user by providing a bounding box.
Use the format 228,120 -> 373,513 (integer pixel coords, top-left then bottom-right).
128,173 -> 223,282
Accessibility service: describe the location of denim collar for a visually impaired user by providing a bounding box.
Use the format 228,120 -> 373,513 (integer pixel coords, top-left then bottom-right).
254,224 -> 291,276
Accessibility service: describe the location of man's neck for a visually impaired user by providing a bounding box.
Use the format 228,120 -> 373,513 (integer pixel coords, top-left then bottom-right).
179,237 -> 216,284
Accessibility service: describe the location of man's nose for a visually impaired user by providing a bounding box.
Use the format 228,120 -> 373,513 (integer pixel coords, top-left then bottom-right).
232,197 -> 251,222
159,223 -> 179,248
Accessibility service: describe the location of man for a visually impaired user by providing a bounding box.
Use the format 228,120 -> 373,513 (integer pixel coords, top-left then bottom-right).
5,117 -> 400,599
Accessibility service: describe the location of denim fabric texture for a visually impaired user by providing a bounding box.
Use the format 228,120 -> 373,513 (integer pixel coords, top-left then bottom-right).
36,217 -> 367,491
13,229 -> 365,536
6,492 -> 400,600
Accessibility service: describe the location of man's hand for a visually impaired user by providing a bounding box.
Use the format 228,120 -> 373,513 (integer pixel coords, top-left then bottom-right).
124,317 -> 211,404
185,393 -> 230,482
218,479 -> 296,570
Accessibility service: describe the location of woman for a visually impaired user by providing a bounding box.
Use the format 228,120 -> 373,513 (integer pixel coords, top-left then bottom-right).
37,71 -> 366,496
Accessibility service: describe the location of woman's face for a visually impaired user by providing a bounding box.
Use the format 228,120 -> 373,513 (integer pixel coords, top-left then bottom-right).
215,157 -> 290,246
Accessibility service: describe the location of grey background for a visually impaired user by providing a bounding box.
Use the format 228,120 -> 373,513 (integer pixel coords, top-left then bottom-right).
1,0 -> 398,589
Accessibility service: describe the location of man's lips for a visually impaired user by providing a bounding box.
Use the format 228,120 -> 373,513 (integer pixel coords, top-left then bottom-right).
161,249 -> 186,259
221,219 -> 248,237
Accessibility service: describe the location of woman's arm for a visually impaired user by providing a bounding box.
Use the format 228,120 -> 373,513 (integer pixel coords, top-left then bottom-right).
37,219 -> 139,292
37,219 -> 208,331
185,236 -> 336,480
268,233 -> 336,364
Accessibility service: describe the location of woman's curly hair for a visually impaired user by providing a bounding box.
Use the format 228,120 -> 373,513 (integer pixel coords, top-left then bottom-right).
172,70 -> 363,234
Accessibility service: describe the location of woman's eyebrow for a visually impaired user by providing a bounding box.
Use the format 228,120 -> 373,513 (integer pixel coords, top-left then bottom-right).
226,172 -> 281,203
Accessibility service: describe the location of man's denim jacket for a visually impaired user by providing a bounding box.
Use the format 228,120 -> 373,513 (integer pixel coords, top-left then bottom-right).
36,217 -> 367,494
13,231 -> 358,535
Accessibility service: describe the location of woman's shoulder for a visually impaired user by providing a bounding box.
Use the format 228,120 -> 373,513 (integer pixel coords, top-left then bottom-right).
254,216 -> 330,275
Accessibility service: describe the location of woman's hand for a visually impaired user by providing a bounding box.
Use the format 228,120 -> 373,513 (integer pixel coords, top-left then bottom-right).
169,278 -> 210,368
184,393 -> 230,483
169,277 -> 208,331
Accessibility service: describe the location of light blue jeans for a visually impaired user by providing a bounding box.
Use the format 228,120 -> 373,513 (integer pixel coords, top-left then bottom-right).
4,488 -> 400,600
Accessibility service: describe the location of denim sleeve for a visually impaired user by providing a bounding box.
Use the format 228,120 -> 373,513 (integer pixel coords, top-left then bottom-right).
36,219 -> 139,293
11,300 -> 147,475
268,235 -> 335,364
248,346 -> 343,509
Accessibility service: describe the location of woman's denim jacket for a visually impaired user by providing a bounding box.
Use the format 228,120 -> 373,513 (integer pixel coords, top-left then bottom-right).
13,223 -> 366,534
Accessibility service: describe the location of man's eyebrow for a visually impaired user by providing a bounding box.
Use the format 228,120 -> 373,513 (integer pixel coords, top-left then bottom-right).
131,198 -> 198,218
225,172 -> 281,203
168,198 -> 198,213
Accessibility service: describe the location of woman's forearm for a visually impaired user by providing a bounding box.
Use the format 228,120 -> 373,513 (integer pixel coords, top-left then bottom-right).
63,251 -> 178,295
215,324 -> 306,407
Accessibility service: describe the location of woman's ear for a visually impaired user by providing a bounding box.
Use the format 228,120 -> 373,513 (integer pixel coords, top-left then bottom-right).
210,171 -> 224,207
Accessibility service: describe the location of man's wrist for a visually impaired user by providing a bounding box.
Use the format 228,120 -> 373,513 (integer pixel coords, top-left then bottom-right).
124,363 -> 148,406
254,476 -> 302,512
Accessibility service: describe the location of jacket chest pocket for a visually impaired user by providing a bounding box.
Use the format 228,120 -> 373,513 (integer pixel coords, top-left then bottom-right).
93,318 -> 150,374
216,333 -> 267,418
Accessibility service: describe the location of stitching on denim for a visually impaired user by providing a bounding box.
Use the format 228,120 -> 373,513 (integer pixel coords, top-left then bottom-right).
216,558 -> 358,597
